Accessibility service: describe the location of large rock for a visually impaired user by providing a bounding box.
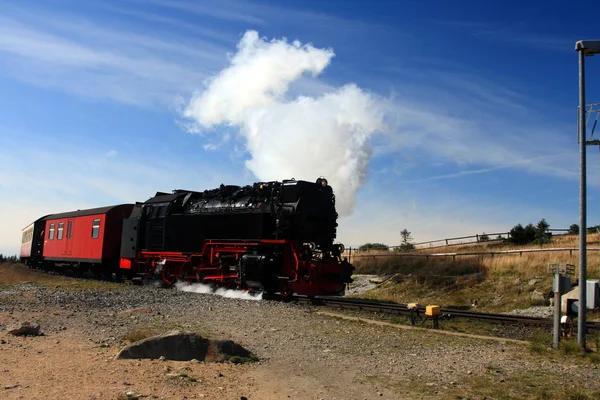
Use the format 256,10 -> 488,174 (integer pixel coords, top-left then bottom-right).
7,322 -> 40,336
561,286 -> 580,314
531,289 -> 546,302
116,330 -> 253,362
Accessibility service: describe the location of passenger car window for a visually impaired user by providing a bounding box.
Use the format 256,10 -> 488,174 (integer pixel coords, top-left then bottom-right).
91,219 -> 100,239
66,221 -> 72,239
49,223 -> 55,240
57,222 -> 64,240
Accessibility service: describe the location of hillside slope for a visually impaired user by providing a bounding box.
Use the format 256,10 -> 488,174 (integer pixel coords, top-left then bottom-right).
349,233 -> 600,314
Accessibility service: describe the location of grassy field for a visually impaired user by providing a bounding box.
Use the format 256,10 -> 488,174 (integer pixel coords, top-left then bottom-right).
349,233 -> 600,314
0,261 -> 124,291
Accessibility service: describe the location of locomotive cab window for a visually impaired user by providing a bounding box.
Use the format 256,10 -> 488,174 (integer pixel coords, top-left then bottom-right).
49,223 -> 55,240
57,222 -> 64,240
91,219 -> 101,239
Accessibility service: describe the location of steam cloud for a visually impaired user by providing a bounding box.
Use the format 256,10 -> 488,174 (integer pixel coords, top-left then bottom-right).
183,30 -> 384,215
175,282 -> 263,301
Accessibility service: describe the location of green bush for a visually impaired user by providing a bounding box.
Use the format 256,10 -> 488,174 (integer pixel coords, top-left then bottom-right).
358,243 -> 389,251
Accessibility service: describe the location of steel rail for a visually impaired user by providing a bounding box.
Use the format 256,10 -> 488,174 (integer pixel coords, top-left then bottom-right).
267,294 -> 600,334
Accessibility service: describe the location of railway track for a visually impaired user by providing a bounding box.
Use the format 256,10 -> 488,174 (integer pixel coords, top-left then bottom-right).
22,265 -> 600,334
267,294 -> 600,334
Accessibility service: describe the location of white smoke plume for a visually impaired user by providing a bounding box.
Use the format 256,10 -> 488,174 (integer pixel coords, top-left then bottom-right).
183,30 -> 384,215
175,282 -> 263,301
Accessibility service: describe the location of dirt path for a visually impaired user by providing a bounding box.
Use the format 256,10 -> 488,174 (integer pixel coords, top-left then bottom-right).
2,264 -> 600,400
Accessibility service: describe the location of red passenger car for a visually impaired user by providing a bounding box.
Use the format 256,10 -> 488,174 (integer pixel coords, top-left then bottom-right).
42,204 -> 134,274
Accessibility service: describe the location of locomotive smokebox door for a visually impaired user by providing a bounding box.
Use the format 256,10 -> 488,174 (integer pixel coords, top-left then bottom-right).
120,219 -> 140,258
238,254 -> 266,290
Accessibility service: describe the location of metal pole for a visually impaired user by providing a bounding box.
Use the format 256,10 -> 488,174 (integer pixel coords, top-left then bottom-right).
553,270 -> 561,349
578,48 -> 587,347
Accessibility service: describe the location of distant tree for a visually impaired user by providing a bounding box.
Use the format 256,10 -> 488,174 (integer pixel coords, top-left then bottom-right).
398,229 -> 415,251
568,224 -> 580,235
509,224 -> 526,244
0,254 -> 17,263
479,233 -> 490,242
524,223 -> 536,244
587,225 -> 600,234
509,223 -> 536,245
534,218 -> 552,245
358,243 -> 389,251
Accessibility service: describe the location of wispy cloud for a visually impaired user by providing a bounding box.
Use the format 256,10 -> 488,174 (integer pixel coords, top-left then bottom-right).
96,3 -> 239,43
0,7 -> 227,107
426,17 -> 574,52
368,63 -> 578,183
133,0 -> 267,25
0,132 -> 242,255
475,29 -> 574,52
397,153 -> 573,183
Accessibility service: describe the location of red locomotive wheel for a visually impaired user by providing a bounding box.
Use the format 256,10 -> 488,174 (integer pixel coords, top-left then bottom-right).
279,282 -> 294,298
161,264 -> 177,286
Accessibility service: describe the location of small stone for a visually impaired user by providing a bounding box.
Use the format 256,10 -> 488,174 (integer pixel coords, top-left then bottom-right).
159,356 -> 166,361
4,384 -> 19,390
218,372 -> 224,377
0,340 -> 6,344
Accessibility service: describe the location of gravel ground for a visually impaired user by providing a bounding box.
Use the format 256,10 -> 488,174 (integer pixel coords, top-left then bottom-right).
1,270 -> 600,399
504,305 -> 554,318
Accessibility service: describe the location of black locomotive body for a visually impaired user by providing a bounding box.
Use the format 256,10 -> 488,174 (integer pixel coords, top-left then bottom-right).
119,177 -> 353,296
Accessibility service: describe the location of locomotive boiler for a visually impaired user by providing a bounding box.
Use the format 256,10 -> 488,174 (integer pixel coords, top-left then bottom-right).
118,177 -> 353,296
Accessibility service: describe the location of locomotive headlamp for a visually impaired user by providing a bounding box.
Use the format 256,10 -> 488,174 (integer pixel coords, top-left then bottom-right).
304,242 -> 316,250
335,243 -> 345,254
321,179 -> 328,187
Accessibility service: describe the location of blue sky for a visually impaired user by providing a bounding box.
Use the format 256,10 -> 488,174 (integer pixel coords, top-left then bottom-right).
1,0 -> 599,254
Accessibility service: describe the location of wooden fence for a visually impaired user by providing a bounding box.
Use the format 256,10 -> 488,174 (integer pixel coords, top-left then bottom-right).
357,228 -> 573,252
344,246 -> 599,265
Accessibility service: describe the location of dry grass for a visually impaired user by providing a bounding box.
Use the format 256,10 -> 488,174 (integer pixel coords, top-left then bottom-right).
351,233 -> 600,279
0,262 -> 124,291
123,325 -> 162,344
351,234 -> 600,313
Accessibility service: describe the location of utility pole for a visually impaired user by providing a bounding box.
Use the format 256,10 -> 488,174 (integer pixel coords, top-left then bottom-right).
575,40 -> 600,347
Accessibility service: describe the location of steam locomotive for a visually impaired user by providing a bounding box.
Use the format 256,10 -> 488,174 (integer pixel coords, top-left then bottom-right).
20,177 -> 353,297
